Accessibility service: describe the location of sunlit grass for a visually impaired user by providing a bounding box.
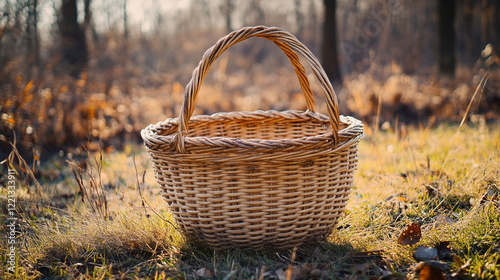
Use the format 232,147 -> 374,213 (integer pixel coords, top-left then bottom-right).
0,123 -> 499,279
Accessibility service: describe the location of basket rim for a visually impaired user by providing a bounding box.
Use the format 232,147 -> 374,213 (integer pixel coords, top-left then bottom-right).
141,110 -> 363,152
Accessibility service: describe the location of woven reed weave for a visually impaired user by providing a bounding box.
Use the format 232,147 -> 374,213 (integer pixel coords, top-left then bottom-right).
141,26 -> 363,249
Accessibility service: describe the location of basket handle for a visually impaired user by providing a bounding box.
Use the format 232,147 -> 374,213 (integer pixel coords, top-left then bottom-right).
174,26 -> 340,153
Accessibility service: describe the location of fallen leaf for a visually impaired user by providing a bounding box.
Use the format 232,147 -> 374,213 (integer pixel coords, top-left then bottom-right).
7,116 -> 15,124
417,262 -> 446,280
422,260 -> 450,271
398,223 -> 421,246
24,80 -> 34,94
435,241 -> 453,260
195,267 -> 215,279
414,246 -> 438,261
105,146 -> 115,154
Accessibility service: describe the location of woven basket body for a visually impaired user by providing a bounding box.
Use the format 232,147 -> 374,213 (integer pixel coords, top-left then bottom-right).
141,26 -> 363,249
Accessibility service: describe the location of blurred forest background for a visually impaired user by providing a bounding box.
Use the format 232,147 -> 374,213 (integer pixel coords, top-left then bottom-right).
1,0 -> 499,160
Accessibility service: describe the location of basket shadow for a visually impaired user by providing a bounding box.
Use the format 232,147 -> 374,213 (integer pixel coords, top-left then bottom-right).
176,238 -> 379,274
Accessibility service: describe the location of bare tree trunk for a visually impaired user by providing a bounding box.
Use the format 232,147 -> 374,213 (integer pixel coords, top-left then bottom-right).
14,1 -> 23,32
83,0 -> 93,51
438,0 -> 456,76
33,0 -> 39,69
249,0 -> 264,24
495,0 -> 500,56
482,0 -> 491,45
482,0 -> 500,55
84,0 -> 91,29
26,0 -> 33,68
294,0 -> 304,39
123,0 -> 128,40
481,0 -> 490,47
123,0 -> 130,94
225,0 -> 233,33
307,0 -> 318,53
60,0 -> 88,76
322,0 -> 342,85
463,0 -> 475,64
83,0 -> 100,49
25,0 -> 40,78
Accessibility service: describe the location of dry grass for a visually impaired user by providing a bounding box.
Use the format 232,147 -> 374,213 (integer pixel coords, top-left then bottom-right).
0,121 -> 499,279
2,3 -> 499,277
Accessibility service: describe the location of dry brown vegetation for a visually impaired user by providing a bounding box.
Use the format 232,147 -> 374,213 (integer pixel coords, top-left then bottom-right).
1,0 -> 499,159
1,0 -> 500,279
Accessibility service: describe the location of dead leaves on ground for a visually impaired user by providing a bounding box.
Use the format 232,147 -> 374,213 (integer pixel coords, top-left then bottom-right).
398,223 -> 422,246
434,241 -> 453,261
396,222 -> 458,279
398,222 -> 454,259
414,246 -> 438,261
409,256 -> 469,280
412,258 -> 473,280
190,179 -> 498,280
275,263 -> 380,280
414,242 -> 453,262
416,262 -> 446,280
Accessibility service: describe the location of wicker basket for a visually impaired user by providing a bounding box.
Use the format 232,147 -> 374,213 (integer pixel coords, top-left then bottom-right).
141,26 -> 363,249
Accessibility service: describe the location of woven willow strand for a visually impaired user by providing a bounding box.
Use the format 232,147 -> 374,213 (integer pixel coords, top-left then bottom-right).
174,26 -> 340,153
143,111 -> 362,152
